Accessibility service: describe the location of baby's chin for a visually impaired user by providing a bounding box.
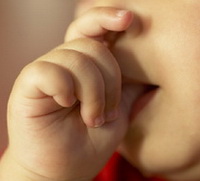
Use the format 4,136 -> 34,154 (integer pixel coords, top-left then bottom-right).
118,128 -> 200,181
118,146 -> 197,181
118,98 -> 200,180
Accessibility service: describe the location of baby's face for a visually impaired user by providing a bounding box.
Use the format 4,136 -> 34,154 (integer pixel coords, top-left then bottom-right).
77,0 -> 200,179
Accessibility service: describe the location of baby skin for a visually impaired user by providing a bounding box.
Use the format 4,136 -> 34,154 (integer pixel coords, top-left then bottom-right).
0,7 -> 139,181
1,1 -> 200,181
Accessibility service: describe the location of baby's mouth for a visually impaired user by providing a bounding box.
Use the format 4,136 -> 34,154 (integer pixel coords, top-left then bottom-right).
121,83 -> 159,121
130,84 -> 158,120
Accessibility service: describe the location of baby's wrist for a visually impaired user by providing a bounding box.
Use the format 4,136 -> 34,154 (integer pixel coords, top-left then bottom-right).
0,149 -> 39,181
0,149 -> 93,181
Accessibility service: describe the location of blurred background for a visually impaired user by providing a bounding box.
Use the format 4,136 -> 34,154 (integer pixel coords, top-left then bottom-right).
0,0 -> 76,151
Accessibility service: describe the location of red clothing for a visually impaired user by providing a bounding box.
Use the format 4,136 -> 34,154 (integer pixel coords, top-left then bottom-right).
94,152 -> 166,181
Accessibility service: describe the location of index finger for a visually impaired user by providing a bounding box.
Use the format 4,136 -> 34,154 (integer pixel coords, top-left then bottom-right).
65,7 -> 133,42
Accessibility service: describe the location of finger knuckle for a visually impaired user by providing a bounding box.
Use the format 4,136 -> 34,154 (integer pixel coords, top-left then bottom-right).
20,61 -> 53,84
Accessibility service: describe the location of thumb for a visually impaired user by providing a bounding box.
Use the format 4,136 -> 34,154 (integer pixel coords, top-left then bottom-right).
88,85 -> 145,157
120,84 -> 147,124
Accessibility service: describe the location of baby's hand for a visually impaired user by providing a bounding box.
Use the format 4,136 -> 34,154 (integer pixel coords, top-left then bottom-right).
5,7 -> 135,181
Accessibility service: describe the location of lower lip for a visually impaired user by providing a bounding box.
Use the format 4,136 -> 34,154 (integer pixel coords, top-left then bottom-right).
130,87 -> 158,120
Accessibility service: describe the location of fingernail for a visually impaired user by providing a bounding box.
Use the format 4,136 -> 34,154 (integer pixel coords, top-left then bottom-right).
116,10 -> 129,17
94,115 -> 105,128
106,108 -> 119,121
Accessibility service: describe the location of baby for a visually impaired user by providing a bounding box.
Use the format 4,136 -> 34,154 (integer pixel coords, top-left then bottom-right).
1,0 -> 200,180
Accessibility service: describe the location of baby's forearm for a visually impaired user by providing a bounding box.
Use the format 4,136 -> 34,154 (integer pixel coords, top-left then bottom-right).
0,150 -> 92,181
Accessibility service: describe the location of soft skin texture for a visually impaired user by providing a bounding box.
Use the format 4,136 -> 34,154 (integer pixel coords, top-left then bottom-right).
0,7 -> 143,181
1,1 -> 200,181
79,0 -> 200,180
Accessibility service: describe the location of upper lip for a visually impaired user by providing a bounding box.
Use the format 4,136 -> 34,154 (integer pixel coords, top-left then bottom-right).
109,31 -> 159,91
122,74 -> 159,99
